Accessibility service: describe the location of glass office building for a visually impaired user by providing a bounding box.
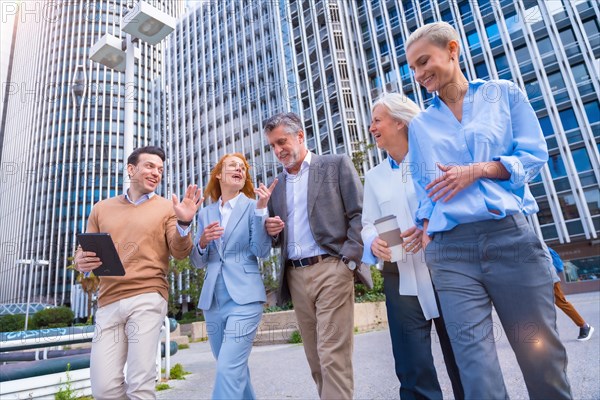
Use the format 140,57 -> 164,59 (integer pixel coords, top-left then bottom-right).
341,0 -> 599,290
0,0 -> 183,306
1,0 -> 597,309
168,0 -> 598,292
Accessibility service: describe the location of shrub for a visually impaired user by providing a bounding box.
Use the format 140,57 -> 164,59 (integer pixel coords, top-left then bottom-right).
178,310 -> 204,324
31,307 -> 74,329
0,314 -> 28,332
263,301 -> 293,313
354,266 -> 385,303
289,330 -> 303,344
169,363 -> 190,380
156,383 -> 170,391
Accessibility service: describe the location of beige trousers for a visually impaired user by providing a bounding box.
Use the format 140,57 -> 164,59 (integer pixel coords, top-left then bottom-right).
90,292 -> 167,400
287,258 -> 355,400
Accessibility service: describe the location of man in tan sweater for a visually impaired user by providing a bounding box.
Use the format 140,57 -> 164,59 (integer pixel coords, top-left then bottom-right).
74,146 -> 201,400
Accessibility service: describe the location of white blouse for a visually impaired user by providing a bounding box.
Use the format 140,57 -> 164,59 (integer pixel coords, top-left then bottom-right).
361,157 -> 439,320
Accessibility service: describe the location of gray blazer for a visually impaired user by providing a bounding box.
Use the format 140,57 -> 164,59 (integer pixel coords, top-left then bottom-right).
268,153 -> 364,305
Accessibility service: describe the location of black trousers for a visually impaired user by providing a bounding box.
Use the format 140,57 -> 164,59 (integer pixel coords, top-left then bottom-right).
382,262 -> 463,400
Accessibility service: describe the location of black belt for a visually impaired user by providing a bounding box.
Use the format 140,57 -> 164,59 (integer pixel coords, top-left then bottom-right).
286,254 -> 331,268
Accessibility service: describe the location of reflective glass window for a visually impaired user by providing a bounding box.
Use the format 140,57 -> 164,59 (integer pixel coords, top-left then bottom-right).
559,108 -> 578,131
467,30 -> 480,49
548,153 -> 567,178
584,188 -> 600,216
474,62 -> 489,79
537,37 -> 553,54
559,192 -> 581,220
583,101 -> 600,124
539,115 -> 554,136
571,148 -> 593,173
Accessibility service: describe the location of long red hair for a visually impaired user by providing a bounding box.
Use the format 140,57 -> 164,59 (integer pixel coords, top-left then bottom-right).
204,153 -> 255,202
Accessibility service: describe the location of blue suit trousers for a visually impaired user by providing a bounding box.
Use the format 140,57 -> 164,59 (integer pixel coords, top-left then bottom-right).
204,273 -> 263,400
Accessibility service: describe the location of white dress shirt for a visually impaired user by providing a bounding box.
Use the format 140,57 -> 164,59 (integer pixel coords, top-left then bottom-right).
285,152 -> 326,260
219,193 -> 242,230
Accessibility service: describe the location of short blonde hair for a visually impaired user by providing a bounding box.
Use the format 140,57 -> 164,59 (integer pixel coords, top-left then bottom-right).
406,21 -> 460,51
371,93 -> 422,124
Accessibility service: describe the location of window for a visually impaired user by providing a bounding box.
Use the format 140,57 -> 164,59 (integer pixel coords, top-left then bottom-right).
485,22 -> 500,47
559,28 -> 576,47
525,80 -> 541,100
571,64 -> 590,84
375,15 -> 384,32
548,71 -> 568,103
466,30 -> 480,49
584,188 -> 600,216
495,54 -> 511,79
583,101 -> 600,124
571,148 -> 593,173
558,192 -> 581,220
583,19 -> 600,38
548,153 -> 567,179
474,62 -> 489,79
504,13 -> 521,34
399,63 -> 410,81
380,41 -> 389,57
441,9 -> 453,23
537,37 -> 553,55
539,116 -> 554,136
559,108 -> 578,131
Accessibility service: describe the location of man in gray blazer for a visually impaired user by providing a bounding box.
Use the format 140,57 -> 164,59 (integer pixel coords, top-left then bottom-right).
264,112 -> 363,399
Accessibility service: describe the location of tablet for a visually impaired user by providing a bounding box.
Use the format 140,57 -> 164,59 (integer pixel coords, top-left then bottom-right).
77,233 -> 126,276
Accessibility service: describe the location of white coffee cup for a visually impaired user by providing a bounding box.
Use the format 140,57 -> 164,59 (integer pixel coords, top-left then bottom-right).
374,215 -> 404,262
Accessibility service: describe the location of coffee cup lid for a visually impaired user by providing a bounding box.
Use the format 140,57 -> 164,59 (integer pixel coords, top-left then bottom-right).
374,215 -> 396,224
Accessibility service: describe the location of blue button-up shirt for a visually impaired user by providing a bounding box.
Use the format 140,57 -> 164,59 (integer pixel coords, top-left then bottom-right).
408,79 -> 548,235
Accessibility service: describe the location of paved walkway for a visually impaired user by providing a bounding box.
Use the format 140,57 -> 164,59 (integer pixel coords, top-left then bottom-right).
158,291 -> 599,399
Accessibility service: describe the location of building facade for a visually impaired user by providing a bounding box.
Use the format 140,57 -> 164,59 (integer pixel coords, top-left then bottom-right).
167,0 -> 599,293
0,0 -> 183,306
343,0 -> 599,289
1,0 -> 597,308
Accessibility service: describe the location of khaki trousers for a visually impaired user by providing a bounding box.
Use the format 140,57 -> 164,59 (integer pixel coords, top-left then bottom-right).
286,258 -> 355,400
91,292 -> 167,400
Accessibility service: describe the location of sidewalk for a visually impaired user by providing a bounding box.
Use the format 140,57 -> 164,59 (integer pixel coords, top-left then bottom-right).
158,291 -> 599,399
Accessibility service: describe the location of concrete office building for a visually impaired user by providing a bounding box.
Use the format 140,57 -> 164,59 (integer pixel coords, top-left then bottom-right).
0,0 -> 183,308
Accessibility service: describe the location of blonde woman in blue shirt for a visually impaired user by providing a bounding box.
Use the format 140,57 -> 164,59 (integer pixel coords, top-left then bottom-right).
363,93 -> 463,400
406,22 -> 571,399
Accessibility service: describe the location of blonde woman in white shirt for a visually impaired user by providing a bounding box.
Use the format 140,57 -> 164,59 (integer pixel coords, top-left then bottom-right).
362,93 -> 463,399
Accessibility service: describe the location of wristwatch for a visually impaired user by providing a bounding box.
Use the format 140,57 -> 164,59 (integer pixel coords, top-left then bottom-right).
341,256 -> 357,271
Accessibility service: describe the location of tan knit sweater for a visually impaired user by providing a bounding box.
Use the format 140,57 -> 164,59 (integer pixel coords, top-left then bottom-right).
86,195 -> 193,307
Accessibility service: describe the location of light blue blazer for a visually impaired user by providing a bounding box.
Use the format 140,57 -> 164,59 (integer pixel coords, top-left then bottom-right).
190,195 -> 271,310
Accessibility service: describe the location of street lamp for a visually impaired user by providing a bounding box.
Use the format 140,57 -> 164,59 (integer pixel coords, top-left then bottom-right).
17,259 -> 50,331
89,1 -> 175,191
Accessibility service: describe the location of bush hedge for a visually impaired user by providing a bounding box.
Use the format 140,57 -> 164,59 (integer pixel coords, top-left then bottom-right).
31,306 -> 74,329
0,314 -> 28,332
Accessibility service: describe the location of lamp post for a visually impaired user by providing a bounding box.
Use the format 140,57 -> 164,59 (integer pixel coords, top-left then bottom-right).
17,259 -> 50,331
89,1 -> 175,192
